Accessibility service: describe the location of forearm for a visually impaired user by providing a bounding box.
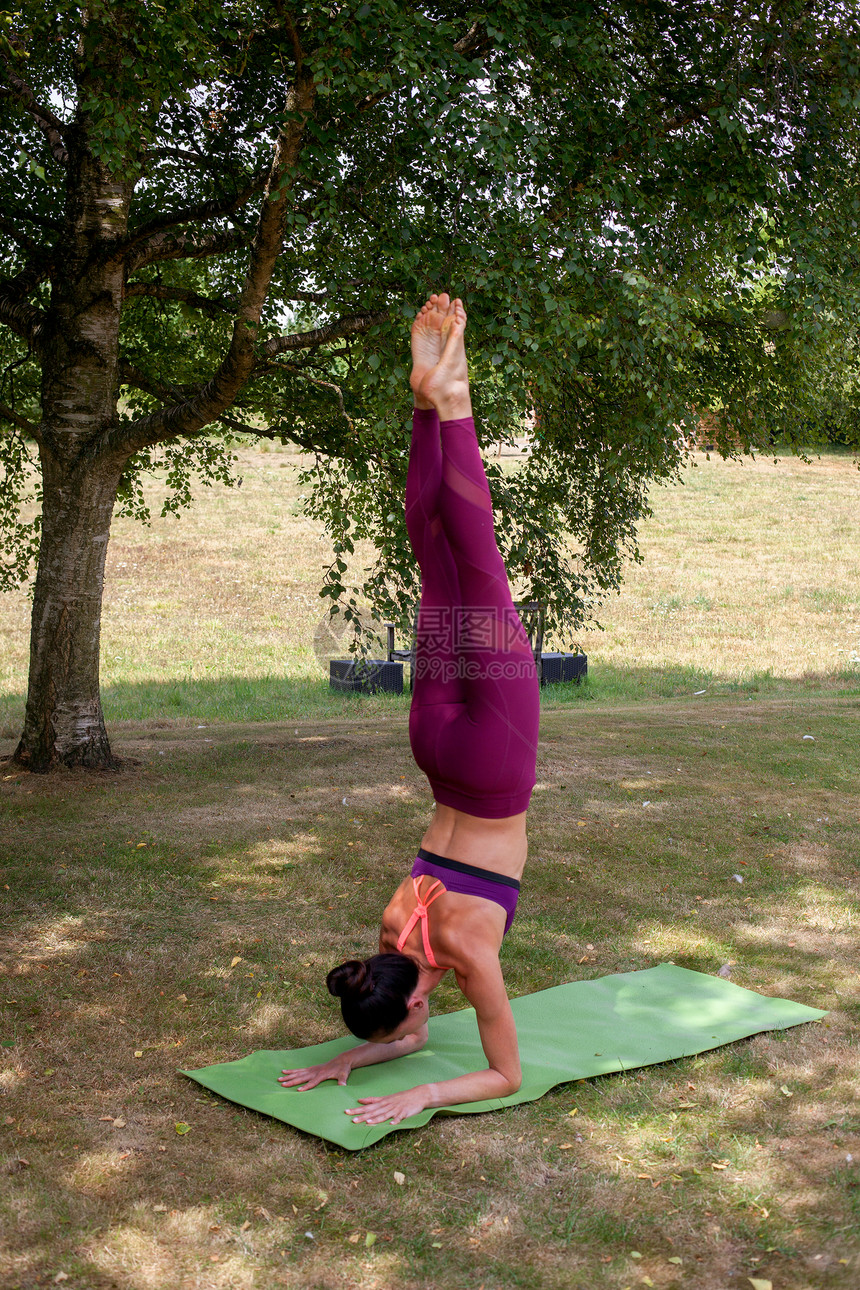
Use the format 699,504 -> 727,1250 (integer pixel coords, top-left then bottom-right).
421,1065 -> 522,1109
346,1031 -> 427,1072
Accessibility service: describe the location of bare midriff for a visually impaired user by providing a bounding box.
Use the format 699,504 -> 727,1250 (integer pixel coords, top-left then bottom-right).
420,803 -> 528,882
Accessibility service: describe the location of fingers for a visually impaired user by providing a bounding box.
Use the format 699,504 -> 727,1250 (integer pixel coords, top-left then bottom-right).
277,1068 -> 323,1089
345,1098 -> 401,1125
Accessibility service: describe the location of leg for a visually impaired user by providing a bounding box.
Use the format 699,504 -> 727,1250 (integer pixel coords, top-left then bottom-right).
406,407 -> 467,708
410,299 -> 540,817
435,412 -> 540,813
406,295 -> 467,710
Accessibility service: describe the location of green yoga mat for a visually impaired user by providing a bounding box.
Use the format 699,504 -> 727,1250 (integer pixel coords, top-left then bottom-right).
182,964 -> 824,1150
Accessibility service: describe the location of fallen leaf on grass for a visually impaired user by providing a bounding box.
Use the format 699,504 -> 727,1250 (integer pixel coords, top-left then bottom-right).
348,1232 -> 361,1244
365,1232 -> 378,1248
748,1280 -> 772,1290
133,1050 -> 143,1059
711,1161 -> 729,1171
393,1171 -> 405,1186
112,1118 -> 126,1128
174,1122 -> 191,1135
230,957 -> 242,968
668,1256 -> 682,1264
241,1220 -> 251,1232
780,1086 -> 793,1097
153,1205 -> 168,1213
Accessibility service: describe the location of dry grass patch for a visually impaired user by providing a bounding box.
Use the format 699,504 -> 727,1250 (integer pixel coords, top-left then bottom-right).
576,448 -> 860,685
2,444 -> 859,740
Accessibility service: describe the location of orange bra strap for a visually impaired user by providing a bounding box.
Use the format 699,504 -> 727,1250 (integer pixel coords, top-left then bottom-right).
396,876 -> 445,968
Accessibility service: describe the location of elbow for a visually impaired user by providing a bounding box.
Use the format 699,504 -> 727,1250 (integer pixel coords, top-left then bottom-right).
499,1068 -> 522,1097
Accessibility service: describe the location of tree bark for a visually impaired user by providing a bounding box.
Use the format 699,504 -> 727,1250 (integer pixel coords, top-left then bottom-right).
12,121 -> 133,769
14,449 -> 125,770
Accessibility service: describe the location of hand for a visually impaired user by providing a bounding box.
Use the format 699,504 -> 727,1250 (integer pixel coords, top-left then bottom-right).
277,1053 -> 353,1091
345,1085 -> 430,1126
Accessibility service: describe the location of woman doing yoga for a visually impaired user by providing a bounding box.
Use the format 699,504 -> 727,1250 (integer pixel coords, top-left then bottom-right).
278,293 -> 540,1125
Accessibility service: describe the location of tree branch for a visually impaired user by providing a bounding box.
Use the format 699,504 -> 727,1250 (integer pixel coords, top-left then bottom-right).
118,360 -> 201,402
0,398 -> 39,439
122,172 -> 268,253
258,309 -> 389,360
281,365 -> 354,428
0,65 -> 69,165
548,96 -> 722,221
125,227 -> 250,274
113,62 -> 319,454
148,145 -> 210,166
0,213 -> 42,258
125,282 -> 239,317
356,19 -> 493,115
3,206 -> 62,233
118,361 -> 261,440
0,267 -> 47,349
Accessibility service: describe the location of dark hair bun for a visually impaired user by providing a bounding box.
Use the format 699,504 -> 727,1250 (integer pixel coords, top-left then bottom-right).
326,953 -> 419,1040
326,960 -> 368,998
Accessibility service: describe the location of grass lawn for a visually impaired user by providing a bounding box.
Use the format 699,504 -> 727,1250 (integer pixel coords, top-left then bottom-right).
1,444 -> 859,1289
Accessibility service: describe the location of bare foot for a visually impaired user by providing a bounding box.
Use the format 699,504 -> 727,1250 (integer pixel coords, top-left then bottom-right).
416,298 -> 472,421
410,293 -> 450,408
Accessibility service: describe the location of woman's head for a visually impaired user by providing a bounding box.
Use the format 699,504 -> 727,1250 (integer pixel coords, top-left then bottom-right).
327,953 -> 420,1041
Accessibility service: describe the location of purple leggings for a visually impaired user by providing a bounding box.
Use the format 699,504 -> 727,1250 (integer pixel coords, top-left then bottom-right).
405,409 -> 540,818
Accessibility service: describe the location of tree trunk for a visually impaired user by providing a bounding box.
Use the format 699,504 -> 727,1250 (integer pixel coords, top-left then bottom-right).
12,120 -> 134,770
14,450 -> 125,770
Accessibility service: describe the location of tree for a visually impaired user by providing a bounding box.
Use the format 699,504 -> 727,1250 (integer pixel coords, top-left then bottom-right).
2,0 -> 859,770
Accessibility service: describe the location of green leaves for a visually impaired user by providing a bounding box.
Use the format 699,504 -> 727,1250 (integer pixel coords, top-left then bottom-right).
2,0 -> 860,629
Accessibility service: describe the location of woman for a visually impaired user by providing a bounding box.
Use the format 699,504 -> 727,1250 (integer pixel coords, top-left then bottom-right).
278,293 -> 540,1126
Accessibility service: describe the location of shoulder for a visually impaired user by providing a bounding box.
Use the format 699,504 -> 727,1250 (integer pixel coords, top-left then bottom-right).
433,892 -> 506,964
451,939 -> 508,1011
376,877 -> 420,959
